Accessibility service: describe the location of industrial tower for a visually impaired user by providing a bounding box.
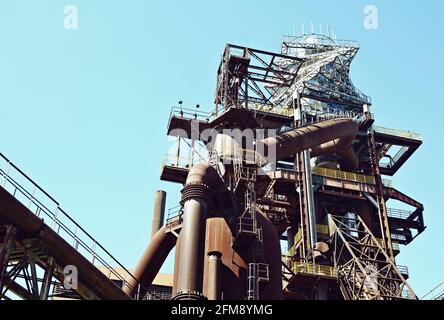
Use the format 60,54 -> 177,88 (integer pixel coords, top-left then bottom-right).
157,34 -> 425,300
0,34 -> 425,301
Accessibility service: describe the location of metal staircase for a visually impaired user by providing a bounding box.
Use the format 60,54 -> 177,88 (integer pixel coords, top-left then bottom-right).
329,214 -> 417,300
231,160 -> 270,300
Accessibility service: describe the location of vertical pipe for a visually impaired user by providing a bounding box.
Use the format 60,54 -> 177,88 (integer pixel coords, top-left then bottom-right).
151,190 -> 166,239
207,251 -> 222,300
304,149 -> 318,249
175,198 -> 207,299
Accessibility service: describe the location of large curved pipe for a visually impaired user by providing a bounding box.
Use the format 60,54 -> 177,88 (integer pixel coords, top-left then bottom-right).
260,118 -> 359,168
123,225 -> 176,297
131,119 -> 360,300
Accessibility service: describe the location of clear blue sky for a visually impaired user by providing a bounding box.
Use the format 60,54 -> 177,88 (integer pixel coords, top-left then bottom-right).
0,0 -> 442,297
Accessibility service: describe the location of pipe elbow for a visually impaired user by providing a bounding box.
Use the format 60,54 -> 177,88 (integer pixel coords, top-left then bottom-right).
186,163 -> 216,185
185,163 -> 224,192
339,147 -> 360,171
124,226 -> 177,297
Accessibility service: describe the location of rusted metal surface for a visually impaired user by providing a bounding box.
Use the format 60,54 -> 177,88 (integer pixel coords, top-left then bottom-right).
151,190 -> 166,239
260,117 -> 359,164
0,187 -> 131,300
203,217 -> 247,300
124,225 -> 176,297
173,164 -> 226,300
206,251 -> 222,300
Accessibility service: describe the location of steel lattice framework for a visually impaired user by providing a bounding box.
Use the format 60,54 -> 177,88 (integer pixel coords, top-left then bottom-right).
329,214 -> 416,300
215,35 -> 372,121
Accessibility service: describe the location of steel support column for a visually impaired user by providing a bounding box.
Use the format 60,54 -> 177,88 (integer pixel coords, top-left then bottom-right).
40,256 -> 55,300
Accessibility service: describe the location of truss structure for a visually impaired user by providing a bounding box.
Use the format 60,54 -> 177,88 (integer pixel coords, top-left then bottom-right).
329,214 -> 416,300
278,35 -> 371,110
214,35 -> 372,120
0,225 -> 59,300
214,44 -> 303,115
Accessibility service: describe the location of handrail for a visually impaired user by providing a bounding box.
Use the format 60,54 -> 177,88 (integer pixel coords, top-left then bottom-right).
169,106 -> 215,125
0,152 -> 142,296
380,146 -> 410,169
288,260 -> 338,278
162,153 -> 207,169
313,167 -> 375,185
421,281 -> 444,300
373,126 -> 422,141
312,167 -> 393,187
387,207 -> 413,220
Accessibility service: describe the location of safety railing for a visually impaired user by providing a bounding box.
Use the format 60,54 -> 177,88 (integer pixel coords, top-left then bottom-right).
313,167 -> 375,184
316,224 -> 329,235
373,126 -> 422,141
301,101 -> 362,120
246,102 -> 294,117
287,229 -> 303,257
289,260 -> 338,278
0,153 -> 141,296
421,282 -> 444,300
168,106 -> 215,124
282,34 -> 360,49
288,225 -> 329,257
396,265 -> 409,277
144,290 -> 172,300
165,205 -> 183,231
222,148 -> 268,167
162,153 -> 205,170
312,167 -> 393,188
375,238 -> 400,252
387,208 -> 413,220
380,146 -> 410,169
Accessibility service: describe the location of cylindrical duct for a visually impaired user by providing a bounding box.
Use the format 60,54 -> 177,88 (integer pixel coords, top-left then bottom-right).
207,251 -> 222,300
151,190 -> 166,239
304,150 -> 318,249
174,197 -> 208,300
173,163 -> 223,300
123,225 -> 176,297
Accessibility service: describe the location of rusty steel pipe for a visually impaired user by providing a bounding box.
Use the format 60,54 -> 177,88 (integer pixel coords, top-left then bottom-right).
260,118 -> 359,166
151,190 -> 166,239
124,225 -> 177,297
206,251 -> 222,300
339,147 -> 360,171
173,163 -> 224,300
174,198 -> 208,300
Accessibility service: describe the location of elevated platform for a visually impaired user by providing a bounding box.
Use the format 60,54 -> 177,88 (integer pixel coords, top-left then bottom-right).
266,167 -> 425,245
357,126 -> 423,176
0,153 -> 135,300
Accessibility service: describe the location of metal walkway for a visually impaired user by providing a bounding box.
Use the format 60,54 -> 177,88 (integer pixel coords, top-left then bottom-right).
0,153 -> 137,300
